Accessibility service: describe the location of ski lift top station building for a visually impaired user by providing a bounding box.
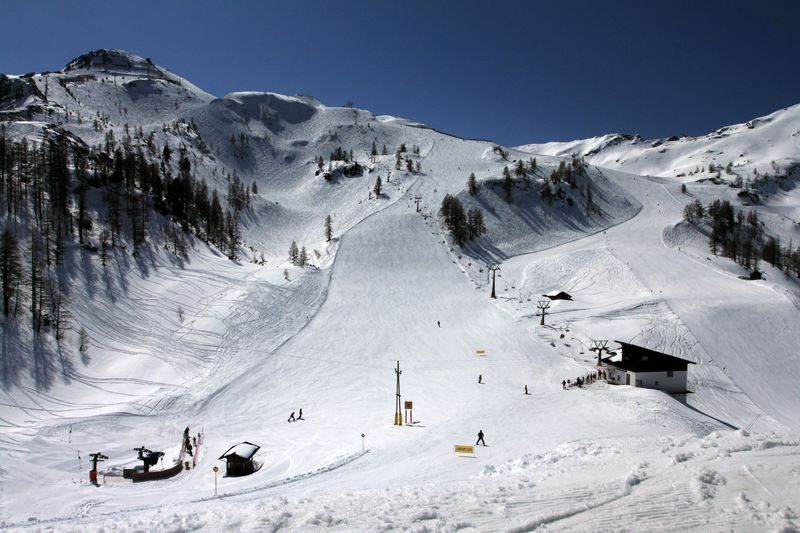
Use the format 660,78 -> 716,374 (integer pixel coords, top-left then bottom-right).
603,341 -> 695,397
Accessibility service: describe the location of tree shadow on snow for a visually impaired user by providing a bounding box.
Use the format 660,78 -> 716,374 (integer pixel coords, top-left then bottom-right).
0,321 -> 27,390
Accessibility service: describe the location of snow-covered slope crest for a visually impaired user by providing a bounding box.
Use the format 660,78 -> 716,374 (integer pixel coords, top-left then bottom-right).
518,103 -> 800,181
63,48 -> 213,101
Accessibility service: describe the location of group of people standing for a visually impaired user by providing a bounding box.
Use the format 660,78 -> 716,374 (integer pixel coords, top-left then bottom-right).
288,409 -> 304,422
182,426 -> 201,457
562,369 -> 607,390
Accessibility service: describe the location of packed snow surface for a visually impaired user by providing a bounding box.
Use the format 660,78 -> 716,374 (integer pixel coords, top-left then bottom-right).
1,51 -> 799,531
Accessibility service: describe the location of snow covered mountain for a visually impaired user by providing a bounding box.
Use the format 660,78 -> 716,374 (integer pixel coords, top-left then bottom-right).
518,104 -> 800,182
1,50 -> 799,532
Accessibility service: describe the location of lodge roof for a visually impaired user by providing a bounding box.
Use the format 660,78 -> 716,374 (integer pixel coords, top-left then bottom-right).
543,290 -> 572,300
604,341 -> 696,372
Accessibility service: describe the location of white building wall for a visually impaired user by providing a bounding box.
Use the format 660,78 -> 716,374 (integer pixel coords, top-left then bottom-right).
629,370 -> 687,393
606,367 -> 627,385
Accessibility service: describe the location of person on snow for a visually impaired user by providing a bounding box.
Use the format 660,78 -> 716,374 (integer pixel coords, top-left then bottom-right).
524,385 -> 529,395
298,408 -> 304,420
184,426 -> 190,440
437,320 -> 441,328
478,374 -> 483,384
562,380 -> 566,390
288,411 -> 296,423
476,430 -> 486,446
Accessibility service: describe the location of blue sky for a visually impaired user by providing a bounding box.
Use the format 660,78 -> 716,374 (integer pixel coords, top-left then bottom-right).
2,0 -> 798,145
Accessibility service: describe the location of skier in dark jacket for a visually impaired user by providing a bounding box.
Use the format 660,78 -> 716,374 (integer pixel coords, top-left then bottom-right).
288,411 -> 296,422
476,430 -> 486,446
478,374 -> 482,384
298,408 -> 303,420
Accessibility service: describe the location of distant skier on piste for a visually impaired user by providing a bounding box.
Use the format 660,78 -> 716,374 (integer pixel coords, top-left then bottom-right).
478,374 -> 482,384
288,411 -> 296,422
476,430 -> 486,446
298,408 -> 304,420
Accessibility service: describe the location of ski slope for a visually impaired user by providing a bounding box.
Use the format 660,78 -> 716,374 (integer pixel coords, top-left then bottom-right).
2,50 -> 800,531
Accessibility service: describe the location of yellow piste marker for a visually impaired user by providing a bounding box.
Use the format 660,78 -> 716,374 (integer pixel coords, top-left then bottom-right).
454,445 -> 475,457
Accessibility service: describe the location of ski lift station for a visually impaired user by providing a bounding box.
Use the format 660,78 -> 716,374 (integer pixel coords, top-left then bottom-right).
603,341 -> 695,400
218,442 -> 260,477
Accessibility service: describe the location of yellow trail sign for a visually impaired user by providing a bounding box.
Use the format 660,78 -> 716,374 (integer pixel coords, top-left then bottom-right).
454,444 -> 475,456
476,349 -> 486,357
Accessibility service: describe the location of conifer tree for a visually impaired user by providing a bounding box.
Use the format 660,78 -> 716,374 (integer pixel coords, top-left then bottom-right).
515,160 -> 525,177
468,173 -> 478,195
586,183 -> 593,215
503,166 -> 513,203
289,240 -> 299,265
1,229 -> 22,317
324,214 -> 333,242
374,176 -> 382,197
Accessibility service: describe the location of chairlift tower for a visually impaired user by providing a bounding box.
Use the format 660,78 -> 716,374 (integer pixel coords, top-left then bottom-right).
537,300 -> 551,326
487,264 -> 500,299
394,361 -> 403,426
591,339 -> 609,367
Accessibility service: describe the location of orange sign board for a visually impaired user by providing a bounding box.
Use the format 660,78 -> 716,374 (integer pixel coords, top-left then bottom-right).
404,401 -> 413,409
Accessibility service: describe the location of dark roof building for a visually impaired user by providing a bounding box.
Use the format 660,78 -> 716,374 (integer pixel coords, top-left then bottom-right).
603,341 -> 695,397
543,290 -> 573,301
219,441 -> 260,477
608,341 -> 696,372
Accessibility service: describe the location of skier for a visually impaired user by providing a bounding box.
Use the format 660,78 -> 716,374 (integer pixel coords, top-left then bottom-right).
562,380 -> 566,390
476,430 -> 486,446
437,320 -> 441,328
192,436 -> 197,448
524,385 -> 529,395
298,408 -> 304,420
288,411 -> 296,423
478,374 -> 483,384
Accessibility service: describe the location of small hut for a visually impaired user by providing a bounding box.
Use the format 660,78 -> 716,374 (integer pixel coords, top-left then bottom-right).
543,290 -> 573,301
218,442 -> 260,477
